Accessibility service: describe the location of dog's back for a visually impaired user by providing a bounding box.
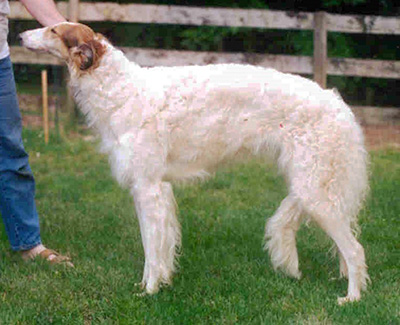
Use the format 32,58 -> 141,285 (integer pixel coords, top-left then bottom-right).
141,65 -> 362,186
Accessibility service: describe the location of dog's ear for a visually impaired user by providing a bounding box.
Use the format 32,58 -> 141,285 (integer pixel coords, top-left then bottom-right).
59,25 -> 106,71
73,43 -> 94,70
71,40 -> 105,71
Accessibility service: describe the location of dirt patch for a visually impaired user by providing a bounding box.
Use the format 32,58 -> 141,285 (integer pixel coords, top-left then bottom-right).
18,94 -> 58,114
362,124 -> 400,150
22,115 -> 55,128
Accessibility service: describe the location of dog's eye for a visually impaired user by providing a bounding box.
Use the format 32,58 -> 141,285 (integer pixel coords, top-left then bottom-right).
51,28 -> 57,34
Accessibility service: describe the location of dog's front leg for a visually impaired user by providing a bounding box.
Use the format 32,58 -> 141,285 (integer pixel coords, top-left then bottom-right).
131,181 -> 181,294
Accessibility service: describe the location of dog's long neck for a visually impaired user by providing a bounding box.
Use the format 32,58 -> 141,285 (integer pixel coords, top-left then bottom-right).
68,41 -> 142,131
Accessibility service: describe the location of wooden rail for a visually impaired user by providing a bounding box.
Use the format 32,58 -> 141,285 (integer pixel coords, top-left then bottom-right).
9,2 -> 400,34
10,46 -> 400,80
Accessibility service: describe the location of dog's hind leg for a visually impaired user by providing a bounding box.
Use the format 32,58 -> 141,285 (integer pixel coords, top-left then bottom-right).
304,202 -> 368,304
132,181 -> 181,294
265,195 -> 303,279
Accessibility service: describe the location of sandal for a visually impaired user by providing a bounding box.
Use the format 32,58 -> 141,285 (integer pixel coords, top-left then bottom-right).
39,249 -> 74,267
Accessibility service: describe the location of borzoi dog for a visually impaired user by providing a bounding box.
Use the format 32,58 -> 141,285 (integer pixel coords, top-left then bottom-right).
20,22 -> 369,304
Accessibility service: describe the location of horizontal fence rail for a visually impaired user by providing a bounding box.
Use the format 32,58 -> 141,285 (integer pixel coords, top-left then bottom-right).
10,46 -> 400,80
9,2 -> 400,34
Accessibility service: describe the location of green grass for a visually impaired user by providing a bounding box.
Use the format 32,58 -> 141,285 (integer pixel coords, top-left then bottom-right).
0,129 -> 399,324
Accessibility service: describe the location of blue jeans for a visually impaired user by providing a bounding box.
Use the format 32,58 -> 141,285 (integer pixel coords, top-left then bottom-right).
0,56 -> 41,251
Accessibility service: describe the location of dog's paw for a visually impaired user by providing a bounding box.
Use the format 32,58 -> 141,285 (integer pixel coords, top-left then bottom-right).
281,266 -> 301,280
137,280 -> 161,295
133,282 -> 147,297
134,282 -> 145,289
145,284 -> 160,295
337,295 -> 360,305
289,269 -> 302,280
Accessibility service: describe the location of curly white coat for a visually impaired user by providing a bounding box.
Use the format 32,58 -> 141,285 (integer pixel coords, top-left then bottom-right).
21,23 -> 369,304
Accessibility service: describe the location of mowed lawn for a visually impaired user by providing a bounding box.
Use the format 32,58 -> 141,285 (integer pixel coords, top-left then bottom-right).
0,129 -> 398,324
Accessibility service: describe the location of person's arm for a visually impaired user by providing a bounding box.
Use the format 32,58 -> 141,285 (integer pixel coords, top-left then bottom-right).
19,0 -> 66,26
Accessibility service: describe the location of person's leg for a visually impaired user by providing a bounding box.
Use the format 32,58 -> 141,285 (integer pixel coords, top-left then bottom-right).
0,56 -> 73,267
0,56 -> 41,251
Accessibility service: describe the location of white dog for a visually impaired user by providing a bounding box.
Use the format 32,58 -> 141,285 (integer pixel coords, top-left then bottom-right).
20,23 -> 369,304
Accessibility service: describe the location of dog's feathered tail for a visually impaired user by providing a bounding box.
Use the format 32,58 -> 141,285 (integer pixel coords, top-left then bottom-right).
324,94 -> 369,235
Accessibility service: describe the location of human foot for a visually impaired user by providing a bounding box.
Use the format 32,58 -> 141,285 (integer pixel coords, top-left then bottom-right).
21,244 -> 74,267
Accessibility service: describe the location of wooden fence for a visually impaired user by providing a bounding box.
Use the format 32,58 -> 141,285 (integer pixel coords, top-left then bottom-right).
8,1 -> 400,123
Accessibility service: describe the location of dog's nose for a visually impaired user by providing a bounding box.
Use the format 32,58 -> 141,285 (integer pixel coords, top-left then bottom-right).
17,34 -> 23,45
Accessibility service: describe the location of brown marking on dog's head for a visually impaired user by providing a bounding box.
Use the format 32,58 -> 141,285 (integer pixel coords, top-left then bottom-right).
50,23 -> 106,72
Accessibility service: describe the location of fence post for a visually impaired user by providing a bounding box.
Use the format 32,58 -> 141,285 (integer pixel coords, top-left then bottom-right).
41,70 -> 49,144
313,11 -> 327,89
68,0 -> 79,23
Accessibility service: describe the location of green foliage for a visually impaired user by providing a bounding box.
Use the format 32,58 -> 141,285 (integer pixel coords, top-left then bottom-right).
181,27 -> 235,51
328,33 -> 358,57
323,0 -> 367,7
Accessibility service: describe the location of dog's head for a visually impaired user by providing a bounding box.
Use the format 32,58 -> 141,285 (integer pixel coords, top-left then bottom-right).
20,22 -> 106,72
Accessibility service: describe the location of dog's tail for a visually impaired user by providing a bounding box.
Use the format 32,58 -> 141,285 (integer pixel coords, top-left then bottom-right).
329,96 -> 369,234
285,93 -> 369,234
338,122 -> 369,234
